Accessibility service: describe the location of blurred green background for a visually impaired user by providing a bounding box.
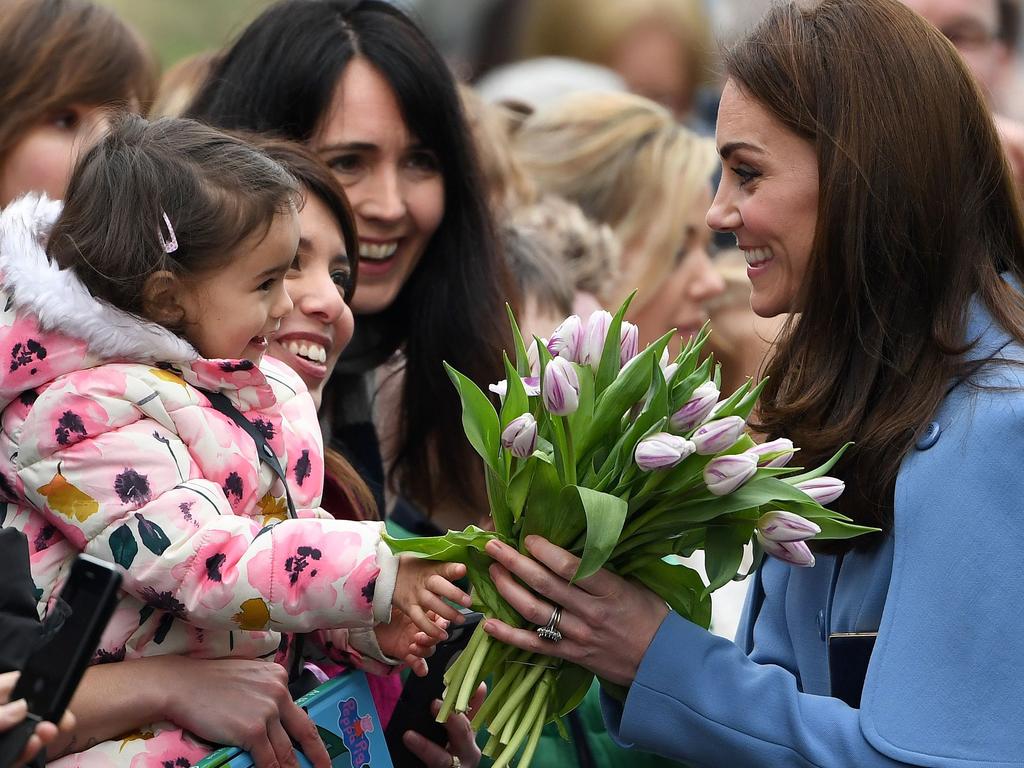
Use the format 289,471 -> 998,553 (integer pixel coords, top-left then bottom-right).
96,0 -> 277,68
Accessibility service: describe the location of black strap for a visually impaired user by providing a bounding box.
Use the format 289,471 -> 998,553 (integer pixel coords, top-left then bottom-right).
199,388 -> 297,519
198,387 -> 308,682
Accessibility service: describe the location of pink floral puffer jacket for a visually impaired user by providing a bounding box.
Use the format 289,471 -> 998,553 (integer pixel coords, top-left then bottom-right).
0,195 -> 400,766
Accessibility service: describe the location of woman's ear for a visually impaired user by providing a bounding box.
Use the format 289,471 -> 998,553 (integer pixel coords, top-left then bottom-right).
141,270 -> 189,328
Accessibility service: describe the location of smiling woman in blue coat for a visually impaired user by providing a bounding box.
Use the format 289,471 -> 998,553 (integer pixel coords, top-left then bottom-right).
479,0 -> 1024,765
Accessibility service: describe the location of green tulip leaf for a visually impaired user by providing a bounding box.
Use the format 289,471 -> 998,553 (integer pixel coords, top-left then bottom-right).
632,557 -> 712,629
445,362 -> 502,477
595,292 -> 636,395
383,525 -> 498,564
568,485 -> 629,582
506,303 -> 531,378
704,520 -> 755,595
500,353 -> 530,431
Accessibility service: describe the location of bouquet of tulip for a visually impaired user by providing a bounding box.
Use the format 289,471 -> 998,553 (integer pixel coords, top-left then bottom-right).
385,296 -> 875,767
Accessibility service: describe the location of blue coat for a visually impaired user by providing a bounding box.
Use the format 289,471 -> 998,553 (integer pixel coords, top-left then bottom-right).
603,296 -> 1024,767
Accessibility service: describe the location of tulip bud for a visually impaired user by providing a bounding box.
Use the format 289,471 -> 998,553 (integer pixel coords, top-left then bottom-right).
634,432 -> 695,471
501,413 -> 539,458
691,415 -> 745,455
662,362 -> 679,384
543,357 -> 580,416
746,438 -> 796,467
547,316 -> 583,362
796,476 -> 845,506
703,453 -> 757,495
756,534 -> 816,567
756,510 -> 820,542
670,381 -> 720,432
488,376 -> 541,400
619,322 -> 639,367
580,310 -> 613,369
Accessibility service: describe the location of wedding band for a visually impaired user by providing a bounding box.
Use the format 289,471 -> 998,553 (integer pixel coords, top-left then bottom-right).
449,756 -> 461,768
536,605 -> 563,643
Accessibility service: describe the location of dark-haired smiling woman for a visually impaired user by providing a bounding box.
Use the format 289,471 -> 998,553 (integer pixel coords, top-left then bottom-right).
189,0 -> 514,537
480,1 -> 1024,765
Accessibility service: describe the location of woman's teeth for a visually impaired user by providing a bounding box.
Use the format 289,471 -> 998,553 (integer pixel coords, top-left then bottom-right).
744,247 -> 774,267
285,341 -> 327,363
359,241 -> 398,261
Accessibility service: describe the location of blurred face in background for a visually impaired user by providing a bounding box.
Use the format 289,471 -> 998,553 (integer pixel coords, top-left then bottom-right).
0,104 -> 112,206
609,20 -> 692,119
314,57 -> 445,316
628,187 -> 725,349
900,0 -> 1010,99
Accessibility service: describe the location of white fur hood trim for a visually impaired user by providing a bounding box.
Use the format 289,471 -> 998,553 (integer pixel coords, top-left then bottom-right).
0,194 -> 198,364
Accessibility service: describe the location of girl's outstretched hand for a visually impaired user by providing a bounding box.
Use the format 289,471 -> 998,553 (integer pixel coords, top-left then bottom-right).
374,608 -> 447,676
392,556 -> 471,639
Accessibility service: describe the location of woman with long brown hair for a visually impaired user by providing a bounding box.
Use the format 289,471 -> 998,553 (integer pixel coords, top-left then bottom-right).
0,0 -> 154,206
479,1 -> 1024,764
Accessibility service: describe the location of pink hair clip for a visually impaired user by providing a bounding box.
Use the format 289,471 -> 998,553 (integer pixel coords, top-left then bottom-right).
158,210 -> 178,254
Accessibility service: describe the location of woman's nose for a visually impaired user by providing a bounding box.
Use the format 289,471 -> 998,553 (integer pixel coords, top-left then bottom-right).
706,184 -> 741,233
356,167 -> 406,223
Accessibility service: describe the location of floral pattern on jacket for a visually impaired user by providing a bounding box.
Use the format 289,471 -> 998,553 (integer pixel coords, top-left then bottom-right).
0,195 -> 400,766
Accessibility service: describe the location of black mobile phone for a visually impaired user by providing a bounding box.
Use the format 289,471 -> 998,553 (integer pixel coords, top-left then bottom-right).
828,631 -> 877,708
384,609 -> 482,765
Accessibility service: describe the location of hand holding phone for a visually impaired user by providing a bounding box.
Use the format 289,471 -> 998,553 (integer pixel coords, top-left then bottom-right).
0,554 -> 121,766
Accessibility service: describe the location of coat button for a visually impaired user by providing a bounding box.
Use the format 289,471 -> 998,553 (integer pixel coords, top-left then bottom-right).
915,421 -> 941,450
816,609 -> 826,641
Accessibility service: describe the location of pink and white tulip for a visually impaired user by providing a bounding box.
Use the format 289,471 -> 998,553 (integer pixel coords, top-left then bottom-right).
580,310 -> 612,369
543,357 -> 580,416
634,432 -> 695,471
501,414 -> 539,459
547,316 -> 583,362
747,438 -> 796,467
703,452 -> 758,495
757,536 -> 816,567
619,322 -> 639,367
671,381 -> 720,432
796,476 -> 845,506
691,415 -> 746,455
756,510 -> 820,542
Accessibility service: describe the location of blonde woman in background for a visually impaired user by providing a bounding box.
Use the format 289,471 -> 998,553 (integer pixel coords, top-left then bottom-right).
513,90 -> 725,352
517,0 -> 714,122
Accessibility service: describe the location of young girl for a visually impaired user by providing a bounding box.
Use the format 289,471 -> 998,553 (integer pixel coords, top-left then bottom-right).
0,114 -> 468,766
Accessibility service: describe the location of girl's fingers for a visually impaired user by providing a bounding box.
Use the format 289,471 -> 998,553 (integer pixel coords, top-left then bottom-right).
426,574 -> 472,608
419,594 -> 464,625
409,606 -> 448,640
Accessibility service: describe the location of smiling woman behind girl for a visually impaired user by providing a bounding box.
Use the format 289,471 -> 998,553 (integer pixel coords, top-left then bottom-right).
189,0 -> 514,533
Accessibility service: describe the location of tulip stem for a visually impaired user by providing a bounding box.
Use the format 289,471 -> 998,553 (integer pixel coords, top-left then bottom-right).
561,416 -> 576,486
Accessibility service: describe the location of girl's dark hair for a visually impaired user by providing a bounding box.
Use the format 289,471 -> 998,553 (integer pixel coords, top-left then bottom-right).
253,138 -> 379,520
189,0 -> 514,513
730,0 -> 1024,540
48,114 -> 298,328
0,0 -> 155,160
